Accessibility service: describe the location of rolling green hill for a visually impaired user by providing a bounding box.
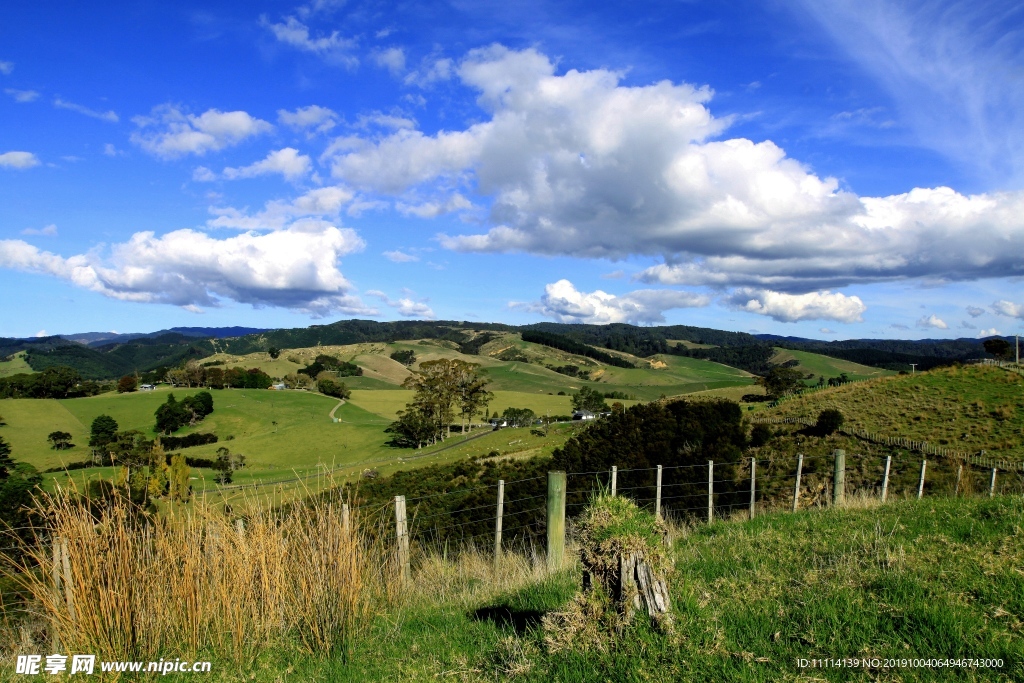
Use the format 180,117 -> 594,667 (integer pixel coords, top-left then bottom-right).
766,363 -> 1024,462
771,347 -> 896,382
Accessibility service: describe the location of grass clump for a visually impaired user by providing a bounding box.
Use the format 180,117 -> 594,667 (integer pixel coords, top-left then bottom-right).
544,494 -> 672,652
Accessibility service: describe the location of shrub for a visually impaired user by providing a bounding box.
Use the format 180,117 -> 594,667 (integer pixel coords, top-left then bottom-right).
117,375 -> 138,393
749,424 -> 772,448
389,349 -> 416,366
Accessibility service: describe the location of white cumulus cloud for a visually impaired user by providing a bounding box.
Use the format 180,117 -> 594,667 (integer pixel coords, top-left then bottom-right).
131,105 -> 273,159
966,305 -> 985,318
992,300 -> 1024,320
207,185 -> 354,231
729,289 -> 867,323
319,45 -> 1024,295
262,15 -> 357,68
365,290 -> 435,318
382,250 -> 419,263
21,224 -> 57,236
529,279 -> 708,325
373,47 -> 406,75
278,105 -> 338,134
0,151 -> 40,169
977,328 -> 1000,338
0,222 -> 371,317
222,148 -> 312,181
917,314 -> 949,329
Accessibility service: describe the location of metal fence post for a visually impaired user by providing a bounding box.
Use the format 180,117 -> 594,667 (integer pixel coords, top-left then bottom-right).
546,471 -> 566,571
707,460 -> 714,524
749,458 -> 756,520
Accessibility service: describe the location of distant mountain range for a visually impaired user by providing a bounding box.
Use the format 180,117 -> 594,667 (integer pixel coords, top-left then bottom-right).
0,319 -> 1005,381
59,327 -> 270,346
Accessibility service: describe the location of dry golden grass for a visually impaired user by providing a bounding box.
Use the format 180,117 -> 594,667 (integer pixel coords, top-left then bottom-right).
4,485 -> 373,664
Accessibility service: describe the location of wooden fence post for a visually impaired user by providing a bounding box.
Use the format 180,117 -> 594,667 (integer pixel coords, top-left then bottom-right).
707,460 -> 714,524
60,538 -> 74,625
833,449 -> 845,507
881,456 -> 892,502
494,479 -> 504,573
917,460 -> 927,500
235,518 -> 244,537
655,465 -> 662,520
749,458 -> 756,520
611,466 -> 617,497
989,468 -> 997,497
954,465 -> 963,496
51,537 -> 64,650
792,453 -> 803,512
546,471 -> 566,571
342,503 -> 350,534
395,495 -> 410,583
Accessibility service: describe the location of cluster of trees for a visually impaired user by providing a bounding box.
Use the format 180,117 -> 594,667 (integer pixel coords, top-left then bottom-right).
160,432 -> 218,450
548,364 -> 587,378
983,338 -> 1014,360
298,354 -> 363,378
498,407 -> 535,427
390,349 -> 416,366
385,359 -> 492,448
117,374 -> 138,393
84,421 -> 193,504
0,366 -> 105,399
521,331 -> 635,368
571,386 -> 610,413
672,344 -> 776,376
317,377 -> 351,399
212,446 -> 245,484
155,392 -> 214,434
161,359 -> 275,390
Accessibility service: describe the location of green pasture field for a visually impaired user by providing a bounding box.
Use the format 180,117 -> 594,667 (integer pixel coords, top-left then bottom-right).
0,351 -> 33,378
223,495 -> 1024,681
768,363 -> 1024,462
772,347 -> 895,382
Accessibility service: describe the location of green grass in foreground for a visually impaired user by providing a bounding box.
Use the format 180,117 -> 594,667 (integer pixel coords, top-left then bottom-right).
206,495 -> 1023,682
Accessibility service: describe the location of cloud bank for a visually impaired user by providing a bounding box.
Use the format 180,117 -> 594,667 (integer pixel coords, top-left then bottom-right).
320,45 -> 1024,298
528,279 -> 709,325
0,222 -> 370,317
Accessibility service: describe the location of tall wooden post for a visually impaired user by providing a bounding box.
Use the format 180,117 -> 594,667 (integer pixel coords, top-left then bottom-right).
494,480 -> 504,573
51,538 -> 62,651
792,454 -> 803,512
546,472 -> 566,571
881,456 -> 892,502
989,468 -> 997,497
917,460 -> 927,500
707,460 -> 714,524
954,465 -> 963,496
395,495 -> 410,583
342,503 -> 350,534
655,465 -> 662,519
832,449 -> 845,507
610,466 -> 617,497
60,538 -> 75,624
235,518 -> 244,537
749,458 -> 756,520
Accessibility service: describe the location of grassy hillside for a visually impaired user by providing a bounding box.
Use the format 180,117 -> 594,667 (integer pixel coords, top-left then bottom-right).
236,495 -> 1024,681
771,347 -> 895,382
0,351 -> 33,378
766,363 -> 1024,461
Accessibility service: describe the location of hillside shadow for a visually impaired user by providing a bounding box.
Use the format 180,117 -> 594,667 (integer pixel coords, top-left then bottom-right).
471,605 -> 545,634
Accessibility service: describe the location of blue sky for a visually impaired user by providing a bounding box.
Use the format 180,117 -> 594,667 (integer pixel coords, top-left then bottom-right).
1,0 -> 1022,340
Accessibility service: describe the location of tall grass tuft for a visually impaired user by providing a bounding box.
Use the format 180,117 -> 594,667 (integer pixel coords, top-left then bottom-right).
4,485 -> 373,664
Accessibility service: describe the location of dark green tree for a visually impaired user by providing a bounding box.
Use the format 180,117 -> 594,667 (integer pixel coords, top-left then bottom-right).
501,407 -> 536,427
815,409 -> 844,436
117,374 -> 138,393
155,394 -> 190,434
268,346 -> 280,359
757,366 -> 805,399
983,338 -> 1011,359
390,349 -> 416,366
0,436 -> 13,479
47,431 -> 74,450
89,415 -> 119,450
571,386 -> 609,413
